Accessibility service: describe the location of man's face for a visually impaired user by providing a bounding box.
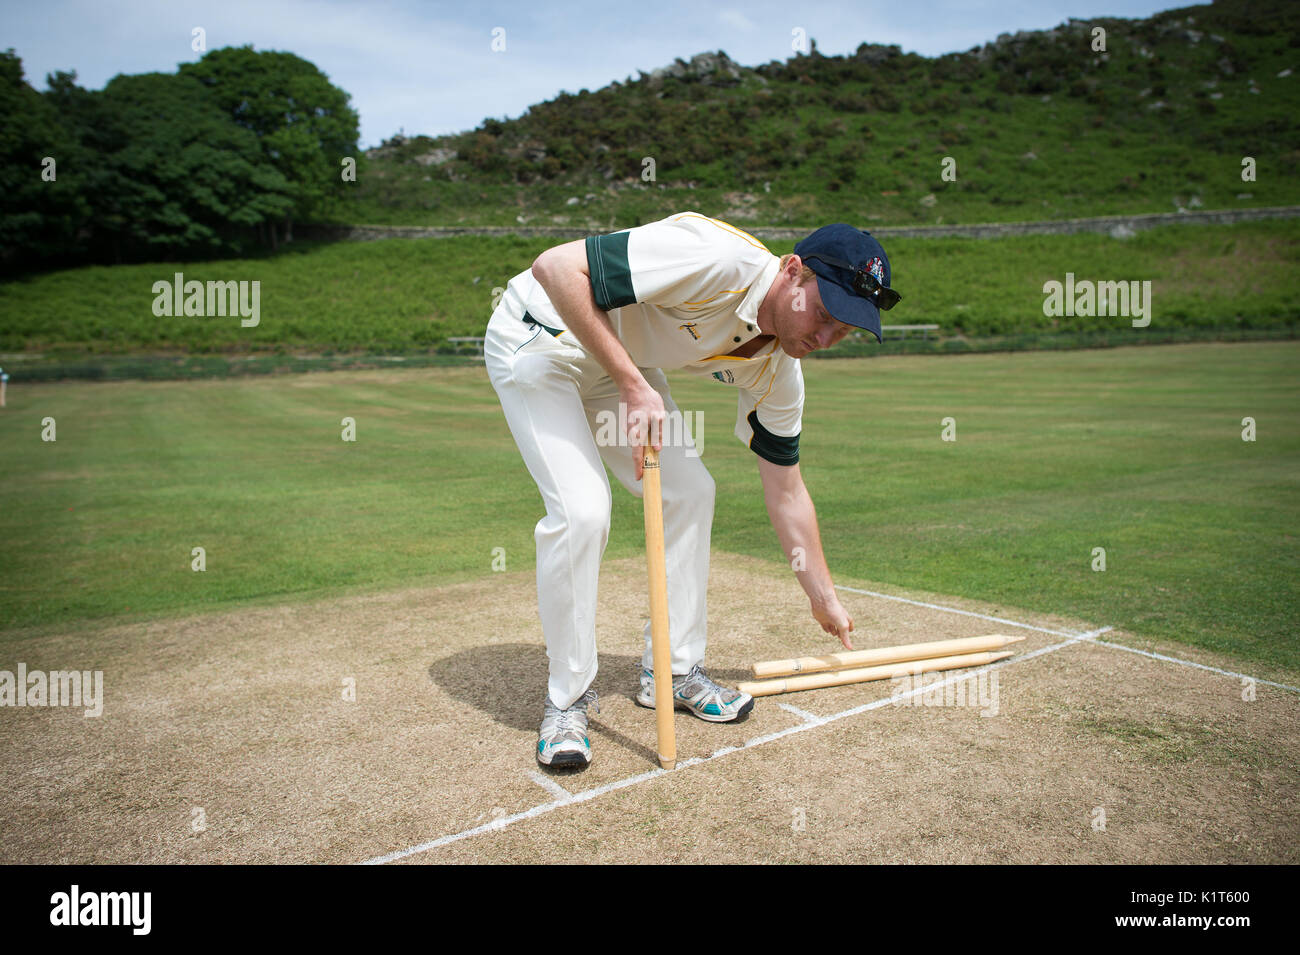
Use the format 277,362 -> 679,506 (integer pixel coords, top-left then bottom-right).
770,260 -> 855,358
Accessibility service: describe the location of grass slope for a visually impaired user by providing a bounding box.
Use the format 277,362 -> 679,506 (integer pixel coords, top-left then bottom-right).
340,0 -> 1300,228
2,221 -> 1297,362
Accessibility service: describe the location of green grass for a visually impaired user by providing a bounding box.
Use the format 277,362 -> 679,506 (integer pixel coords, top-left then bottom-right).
1,342 -> 1296,684
1073,713 -> 1277,769
2,221 -> 1297,367
706,343 -> 1300,675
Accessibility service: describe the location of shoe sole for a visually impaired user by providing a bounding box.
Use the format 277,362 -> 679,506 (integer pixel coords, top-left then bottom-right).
538,748 -> 590,768
634,692 -> 754,723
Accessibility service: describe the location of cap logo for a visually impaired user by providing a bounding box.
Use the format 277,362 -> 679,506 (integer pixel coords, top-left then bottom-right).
866,257 -> 885,284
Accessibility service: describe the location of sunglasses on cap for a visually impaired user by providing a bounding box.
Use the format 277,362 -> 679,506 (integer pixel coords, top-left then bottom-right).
800,252 -> 902,311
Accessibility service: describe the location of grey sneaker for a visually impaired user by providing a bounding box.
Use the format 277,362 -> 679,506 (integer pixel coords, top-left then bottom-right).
635,664 -> 754,722
538,688 -> 598,768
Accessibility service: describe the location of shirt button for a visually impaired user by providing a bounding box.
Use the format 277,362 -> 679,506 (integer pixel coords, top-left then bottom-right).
733,336 -> 742,342
747,325 -> 754,331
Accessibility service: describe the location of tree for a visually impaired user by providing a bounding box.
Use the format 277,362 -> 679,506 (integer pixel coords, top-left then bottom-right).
180,47 -> 361,243
0,51 -> 86,268
41,68 -> 134,263
94,71 -> 294,258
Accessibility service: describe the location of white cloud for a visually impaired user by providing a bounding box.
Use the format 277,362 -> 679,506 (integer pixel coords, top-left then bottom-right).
718,9 -> 757,32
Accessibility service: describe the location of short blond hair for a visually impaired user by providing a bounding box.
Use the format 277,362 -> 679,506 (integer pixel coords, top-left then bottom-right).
779,253 -> 817,283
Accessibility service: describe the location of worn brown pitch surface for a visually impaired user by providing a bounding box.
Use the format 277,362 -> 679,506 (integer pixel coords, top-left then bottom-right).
2,552 -> 1296,864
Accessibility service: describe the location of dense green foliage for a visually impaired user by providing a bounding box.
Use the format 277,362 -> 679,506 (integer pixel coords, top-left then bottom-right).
96,72 -> 296,255
0,46 -> 358,271
178,48 -> 362,230
346,0 -> 1300,227
0,53 -> 86,259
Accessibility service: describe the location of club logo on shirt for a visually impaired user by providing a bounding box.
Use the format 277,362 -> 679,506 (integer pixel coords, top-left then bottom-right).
678,322 -> 700,340
712,370 -> 735,384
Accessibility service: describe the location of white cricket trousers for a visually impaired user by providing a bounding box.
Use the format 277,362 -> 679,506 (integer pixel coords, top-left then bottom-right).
485,305 -> 714,710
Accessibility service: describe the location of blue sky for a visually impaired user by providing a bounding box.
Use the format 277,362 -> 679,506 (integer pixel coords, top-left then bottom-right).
5,0 -> 1187,147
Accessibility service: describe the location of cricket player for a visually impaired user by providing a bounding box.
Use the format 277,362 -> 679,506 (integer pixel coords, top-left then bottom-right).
485,212 -> 900,768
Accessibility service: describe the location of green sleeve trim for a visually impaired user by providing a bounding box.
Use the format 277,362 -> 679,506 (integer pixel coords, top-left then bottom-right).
748,411 -> 800,466
585,232 -> 636,310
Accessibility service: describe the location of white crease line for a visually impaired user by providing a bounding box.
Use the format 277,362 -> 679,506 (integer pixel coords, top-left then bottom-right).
360,633 -> 1083,865
778,702 -> 826,724
360,622 -> 1295,864
1085,637 -> 1300,694
834,584 -> 1079,636
1017,625 -> 1300,694
1012,626 -> 1114,662
363,654 -> 1029,866
528,770 -> 572,800
362,768 -> 664,865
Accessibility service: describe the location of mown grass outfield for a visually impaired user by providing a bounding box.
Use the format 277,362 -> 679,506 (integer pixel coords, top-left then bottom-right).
2,342 -> 1296,677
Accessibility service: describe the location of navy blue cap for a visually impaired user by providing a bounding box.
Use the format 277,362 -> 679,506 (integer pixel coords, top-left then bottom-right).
794,224 -> 893,344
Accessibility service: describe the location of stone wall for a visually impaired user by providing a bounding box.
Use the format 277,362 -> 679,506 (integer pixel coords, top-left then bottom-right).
298,206 -> 1300,243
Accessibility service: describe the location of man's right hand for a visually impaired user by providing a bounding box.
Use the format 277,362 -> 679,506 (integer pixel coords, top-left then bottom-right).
622,377 -> 666,481
811,592 -> 855,650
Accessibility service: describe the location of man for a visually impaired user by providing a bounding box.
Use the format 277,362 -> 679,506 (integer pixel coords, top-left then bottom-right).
484,212 -> 900,768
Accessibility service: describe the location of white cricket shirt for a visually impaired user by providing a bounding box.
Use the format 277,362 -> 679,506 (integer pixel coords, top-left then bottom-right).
498,211 -> 805,465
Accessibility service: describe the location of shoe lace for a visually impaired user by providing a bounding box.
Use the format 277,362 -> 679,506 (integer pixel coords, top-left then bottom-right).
680,664 -> 708,691
645,665 -> 703,689
680,665 -> 734,702
646,665 -> 734,702
549,690 -> 599,734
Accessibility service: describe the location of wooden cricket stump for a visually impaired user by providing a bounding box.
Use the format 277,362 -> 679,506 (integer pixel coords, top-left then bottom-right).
641,446 -> 676,770
753,634 -> 1025,679
739,650 -> 1014,697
